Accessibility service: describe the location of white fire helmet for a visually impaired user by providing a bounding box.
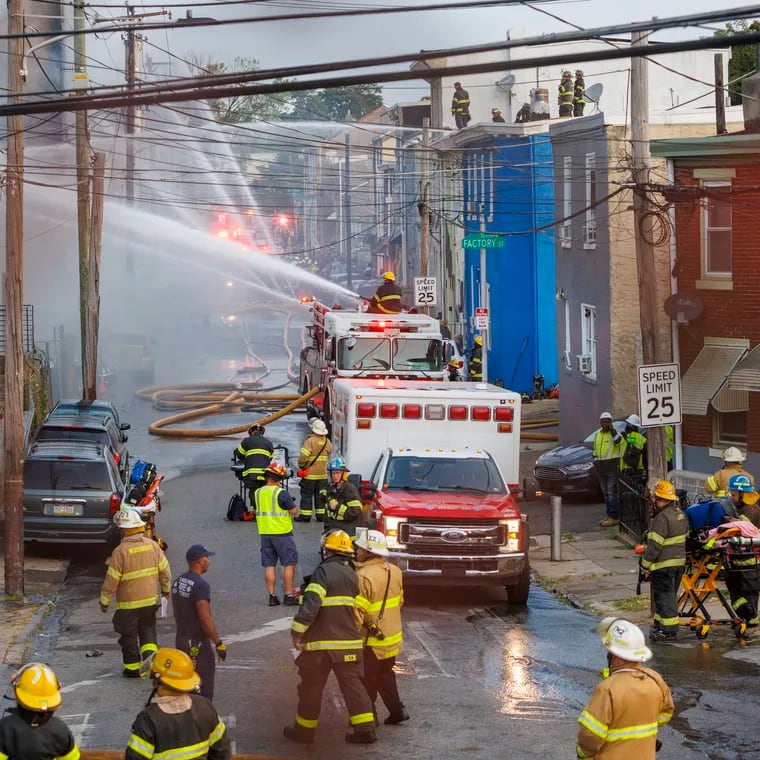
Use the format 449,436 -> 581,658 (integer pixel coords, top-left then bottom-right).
113,507 -> 145,530
723,446 -> 745,463
310,418 -> 328,436
625,414 -> 641,427
354,529 -> 390,557
595,617 -> 652,663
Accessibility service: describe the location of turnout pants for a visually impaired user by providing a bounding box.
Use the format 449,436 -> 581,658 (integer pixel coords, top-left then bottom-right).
725,566 -> 760,625
176,634 -> 216,700
243,476 -> 265,507
113,606 -> 158,673
652,566 -> 684,633
293,651 -> 375,737
362,649 -> 404,717
299,478 -> 327,519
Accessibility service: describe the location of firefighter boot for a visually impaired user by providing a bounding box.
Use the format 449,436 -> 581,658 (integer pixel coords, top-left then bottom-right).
385,706 -> 410,725
283,725 -> 315,744
345,728 -> 377,744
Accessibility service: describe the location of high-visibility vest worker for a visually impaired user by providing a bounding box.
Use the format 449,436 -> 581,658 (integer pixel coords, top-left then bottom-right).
255,480 -> 297,535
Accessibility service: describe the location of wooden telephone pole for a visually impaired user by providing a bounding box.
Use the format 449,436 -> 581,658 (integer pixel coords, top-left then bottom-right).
419,118 -> 430,279
631,31 -> 666,481
4,0 -> 26,596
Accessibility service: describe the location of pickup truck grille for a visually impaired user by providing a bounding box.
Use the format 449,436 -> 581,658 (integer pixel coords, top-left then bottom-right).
399,518 -> 505,555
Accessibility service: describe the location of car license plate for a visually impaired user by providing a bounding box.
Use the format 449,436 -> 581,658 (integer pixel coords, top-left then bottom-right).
46,503 -> 84,517
441,563 -> 465,576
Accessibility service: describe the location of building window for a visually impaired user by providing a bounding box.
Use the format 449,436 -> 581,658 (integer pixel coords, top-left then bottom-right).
584,153 -> 597,248
714,410 -> 747,445
578,303 -> 597,380
560,156 -> 571,248
702,182 -> 732,277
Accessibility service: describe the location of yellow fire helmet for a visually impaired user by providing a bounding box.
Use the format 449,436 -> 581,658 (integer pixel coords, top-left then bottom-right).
653,480 -> 677,501
13,663 -> 62,712
474,335 -> 483,346
382,271 -> 396,281
321,529 -> 355,556
150,648 -> 201,693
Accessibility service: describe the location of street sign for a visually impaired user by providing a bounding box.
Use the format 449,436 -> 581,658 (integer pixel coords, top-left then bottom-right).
475,307 -> 489,330
462,233 -> 505,250
637,362 -> 682,427
414,277 -> 437,307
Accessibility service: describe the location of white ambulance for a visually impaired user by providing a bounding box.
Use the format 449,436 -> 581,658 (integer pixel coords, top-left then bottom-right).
330,378 -> 521,489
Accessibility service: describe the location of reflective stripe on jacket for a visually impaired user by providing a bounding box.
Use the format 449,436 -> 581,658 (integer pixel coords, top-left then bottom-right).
593,429 -> 625,461
369,282 -> 403,314
292,555 -> 363,655
298,434 -> 332,480
255,485 -> 294,535
705,465 -> 755,499
100,534 -> 171,609
559,81 -> 574,105
576,665 -> 673,759
642,504 -> 687,571
469,345 -> 482,379
451,87 -> 470,114
0,709 -> 81,760
235,433 -> 273,480
323,481 -> 364,537
126,694 -> 230,760
355,557 -> 404,659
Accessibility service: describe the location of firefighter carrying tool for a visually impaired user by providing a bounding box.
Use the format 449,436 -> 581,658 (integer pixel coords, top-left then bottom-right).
284,530 -> 377,745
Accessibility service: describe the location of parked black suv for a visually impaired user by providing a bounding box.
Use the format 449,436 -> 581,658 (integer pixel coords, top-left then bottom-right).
31,413 -> 130,479
23,441 -> 124,545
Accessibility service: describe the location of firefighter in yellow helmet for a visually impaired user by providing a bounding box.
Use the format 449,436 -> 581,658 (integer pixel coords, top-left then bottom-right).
576,617 -> 673,758
126,648 -> 231,760
705,446 -> 755,498
468,335 -> 483,381
641,480 -> 688,642
284,530 -> 377,745
0,663 -> 80,760
368,272 -> 403,314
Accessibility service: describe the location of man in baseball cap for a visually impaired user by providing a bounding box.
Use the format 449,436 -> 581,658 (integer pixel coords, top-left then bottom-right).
186,544 -> 215,562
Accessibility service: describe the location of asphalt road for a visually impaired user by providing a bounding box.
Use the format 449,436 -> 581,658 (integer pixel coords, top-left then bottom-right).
19,309 -> 760,759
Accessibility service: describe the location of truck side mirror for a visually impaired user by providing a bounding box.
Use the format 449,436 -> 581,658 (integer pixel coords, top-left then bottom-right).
360,482 -> 377,500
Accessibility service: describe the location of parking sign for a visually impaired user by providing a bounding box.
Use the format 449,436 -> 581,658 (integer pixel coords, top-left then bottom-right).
475,307 -> 489,330
414,277 -> 437,307
637,363 -> 682,426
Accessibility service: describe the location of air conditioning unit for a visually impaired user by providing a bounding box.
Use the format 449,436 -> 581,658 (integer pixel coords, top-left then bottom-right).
562,350 -> 572,370
576,354 -> 593,374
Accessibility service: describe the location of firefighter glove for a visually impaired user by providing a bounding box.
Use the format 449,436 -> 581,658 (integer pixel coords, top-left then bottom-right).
99,603 -> 109,614
216,641 -> 227,662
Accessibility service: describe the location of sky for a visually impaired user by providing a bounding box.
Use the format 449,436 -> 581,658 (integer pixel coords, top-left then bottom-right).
80,0 -> 753,104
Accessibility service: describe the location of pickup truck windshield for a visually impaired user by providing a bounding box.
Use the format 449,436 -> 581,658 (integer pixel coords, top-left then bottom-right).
384,455 -> 506,494
392,338 -> 443,372
338,337 -> 391,371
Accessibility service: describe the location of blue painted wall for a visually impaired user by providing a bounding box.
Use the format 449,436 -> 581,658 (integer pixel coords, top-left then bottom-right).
462,133 -> 557,394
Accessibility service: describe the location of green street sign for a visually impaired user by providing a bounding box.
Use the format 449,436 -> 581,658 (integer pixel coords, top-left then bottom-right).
462,233 -> 505,249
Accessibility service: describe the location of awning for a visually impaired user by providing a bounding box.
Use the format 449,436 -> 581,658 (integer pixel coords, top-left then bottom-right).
727,344 -> 760,393
680,340 -> 747,416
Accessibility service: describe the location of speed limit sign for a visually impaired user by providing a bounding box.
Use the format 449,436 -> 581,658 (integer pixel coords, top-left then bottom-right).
637,363 -> 682,426
414,277 -> 437,307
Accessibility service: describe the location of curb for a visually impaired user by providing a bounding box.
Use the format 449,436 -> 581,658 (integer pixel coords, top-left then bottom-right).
2,597 -> 55,666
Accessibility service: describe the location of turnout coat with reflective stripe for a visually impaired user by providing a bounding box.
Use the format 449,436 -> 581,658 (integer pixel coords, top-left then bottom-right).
234,433 -> 273,480
0,709 -> 80,760
641,504 -> 687,572
355,556 -> 404,659
368,281 -> 403,313
577,665 -> 674,759
126,694 -> 230,760
705,464 -> 755,498
298,433 -> 332,480
292,555 -> 363,657
100,534 -> 171,609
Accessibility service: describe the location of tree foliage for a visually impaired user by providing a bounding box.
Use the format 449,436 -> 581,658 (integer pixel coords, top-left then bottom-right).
289,84 -> 384,121
714,20 -> 760,105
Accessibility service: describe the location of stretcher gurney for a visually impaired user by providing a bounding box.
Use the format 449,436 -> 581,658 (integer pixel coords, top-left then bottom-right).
677,533 -> 760,640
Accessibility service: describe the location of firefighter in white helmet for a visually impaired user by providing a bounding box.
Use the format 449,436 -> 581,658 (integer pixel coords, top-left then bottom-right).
705,447 -> 755,498
354,530 -> 408,726
576,617 -> 674,759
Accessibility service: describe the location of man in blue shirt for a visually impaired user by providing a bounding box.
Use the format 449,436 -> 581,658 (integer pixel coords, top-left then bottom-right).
172,544 -> 226,701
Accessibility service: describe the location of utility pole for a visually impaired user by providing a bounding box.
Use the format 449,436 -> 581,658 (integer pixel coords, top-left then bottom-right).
344,133 -> 353,292
4,0 -> 26,596
125,4 -> 136,206
714,53 -> 727,135
86,152 -> 105,396
631,30 -> 666,481
74,0 -> 94,400
419,118 -> 430,280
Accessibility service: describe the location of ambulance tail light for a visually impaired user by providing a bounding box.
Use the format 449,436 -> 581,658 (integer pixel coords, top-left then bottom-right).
494,407 -> 514,422
425,404 -> 445,420
357,403 -> 376,418
448,405 -> 467,421
357,420 -> 372,430
402,404 -> 421,419
497,423 -> 513,433
379,404 -> 399,419
471,406 -> 491,421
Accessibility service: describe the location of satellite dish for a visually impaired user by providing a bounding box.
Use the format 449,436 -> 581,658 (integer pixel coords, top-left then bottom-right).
584,82 -> 604,111
496,74 -> 516,93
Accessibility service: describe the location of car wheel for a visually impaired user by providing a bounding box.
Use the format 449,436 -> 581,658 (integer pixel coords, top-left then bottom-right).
507,562 -> 530,606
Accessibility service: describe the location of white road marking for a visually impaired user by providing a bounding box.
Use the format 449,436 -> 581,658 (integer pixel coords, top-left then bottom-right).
60,677 -> 110,694
59,713 -> 92,747
224,617 -> 293,644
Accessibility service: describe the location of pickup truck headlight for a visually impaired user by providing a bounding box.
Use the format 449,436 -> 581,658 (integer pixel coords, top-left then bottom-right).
383,516 -> 406,549
498,518 -> 521,552
565,462 -> 593,472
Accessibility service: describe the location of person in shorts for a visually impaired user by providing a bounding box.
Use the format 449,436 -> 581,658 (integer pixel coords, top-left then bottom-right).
254,463 -> 300,606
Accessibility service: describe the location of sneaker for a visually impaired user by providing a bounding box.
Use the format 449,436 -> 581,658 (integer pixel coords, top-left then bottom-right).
122,669 -> 141,679
294,515 -> 311,523
283,593 -> 299,606
649,629 -> 677,642
283,725 -> 314,744
599,517 -> 619,528
268,594 -> 281,607
384,707 -> 410,725
345,730 -> 377,744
